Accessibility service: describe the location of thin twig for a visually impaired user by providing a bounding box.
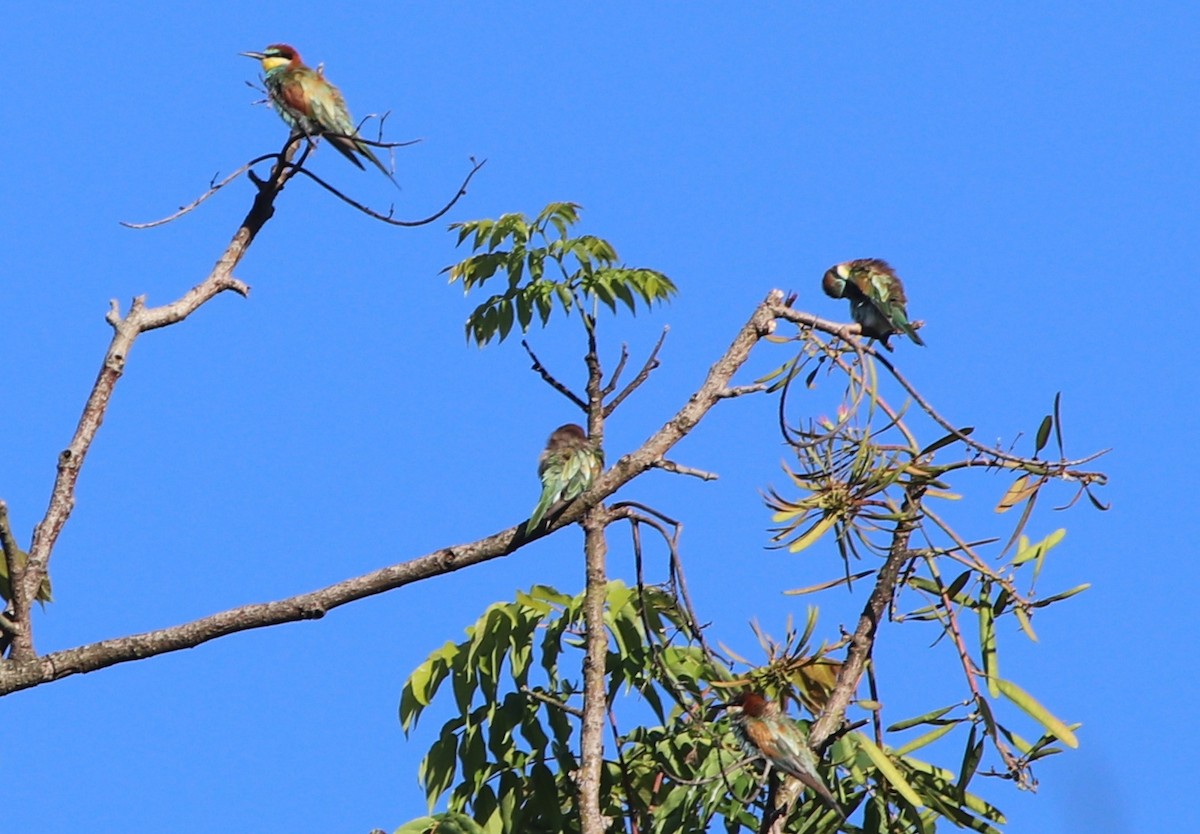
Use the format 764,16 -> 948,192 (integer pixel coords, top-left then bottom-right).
601,343 -> 630,396
291,156 -> 486,226
119,154 -> 281,229
717,383 -> 767,399
521,685 -> 584,718
521,340 -> 587,410
609,502 -> 718,666
607,704 -> 643,834
604,327 -> 668,417
650,459 -> 718,481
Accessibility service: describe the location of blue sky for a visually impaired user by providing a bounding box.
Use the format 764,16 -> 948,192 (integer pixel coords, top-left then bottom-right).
2,4 -> 1195,832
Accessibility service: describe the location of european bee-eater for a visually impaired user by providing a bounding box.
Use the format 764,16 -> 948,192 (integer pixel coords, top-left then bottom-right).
529,424 -> 604,529
822,258 -> 924,350
717,692 -> 843,817
241,43 -> 399,186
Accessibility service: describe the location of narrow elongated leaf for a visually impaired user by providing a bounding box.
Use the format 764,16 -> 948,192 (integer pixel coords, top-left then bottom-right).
888,704 -> 958,732
1034,415 -> 1053,454
919,427 -> 975,456
1013,606 -> 1039,642
788,512 -> 839,553
1053,391 -> 1065,455
994,678 -> 1079,748
979,583 -> 1000,698
958,724 -> 983,789
854,733 -> 924,808
784,570 -> 874,595
996,475 -> 1035,512
1030,583 -> 1091,608
894,721 -> 957,756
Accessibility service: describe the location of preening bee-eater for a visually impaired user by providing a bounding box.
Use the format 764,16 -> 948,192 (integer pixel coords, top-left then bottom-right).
822,258 -> 924,350
241,43 -> 399,186
717,692 -> 843,817
529,424 -> 604,529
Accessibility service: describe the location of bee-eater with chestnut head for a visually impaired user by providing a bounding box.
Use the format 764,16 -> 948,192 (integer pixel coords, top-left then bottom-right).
241,43 -> 399,186
529,424 -> 604,530
822,258 -> 924,351
716,692 -> 843,818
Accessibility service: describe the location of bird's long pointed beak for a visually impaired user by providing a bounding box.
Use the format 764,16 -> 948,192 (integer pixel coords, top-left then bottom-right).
705,702 -> 729,720
240,51 -> 266,60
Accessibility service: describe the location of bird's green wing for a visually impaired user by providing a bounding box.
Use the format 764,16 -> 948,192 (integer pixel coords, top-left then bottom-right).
308,85 -> 398,184
529,459 -> 565,529
559,449 -> 594,502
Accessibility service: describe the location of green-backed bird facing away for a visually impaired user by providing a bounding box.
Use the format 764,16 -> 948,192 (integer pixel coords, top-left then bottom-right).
822,258 -> 924,350
529,424 -> 604,529
241,43 -> 398,186
716,692 -> 844,818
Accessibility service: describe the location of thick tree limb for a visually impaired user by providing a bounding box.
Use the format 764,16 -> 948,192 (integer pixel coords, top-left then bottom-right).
578,507 -> 611,834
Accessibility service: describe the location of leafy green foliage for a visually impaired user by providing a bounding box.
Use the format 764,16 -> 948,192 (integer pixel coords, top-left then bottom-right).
387,266 -> 1105,832
398,588 -> 1022,834
443,203 -> 677,346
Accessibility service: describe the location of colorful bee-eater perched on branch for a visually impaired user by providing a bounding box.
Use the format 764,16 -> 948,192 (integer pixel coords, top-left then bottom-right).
529,424 -> 604,529
822,258 -> 924,350
241,43 -> 399,186
715,692 -> 843,818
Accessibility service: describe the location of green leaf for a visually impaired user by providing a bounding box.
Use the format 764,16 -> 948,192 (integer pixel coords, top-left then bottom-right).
958,723 -> 983,789
887,704 -> 959,732
995,475 -> 1036,512
497,297 -> 515,341
392,816 -> 438,834
893,721 -> 958,756
1013,606 -> 1038,642
853,732 -> 924,808
1030,582 -> 1091,608
994,678 -> 1079,748
1034,415 -> 1053,454
919,427 -> 975,456
421,725 -> 460,808
978,583 -> 1000,698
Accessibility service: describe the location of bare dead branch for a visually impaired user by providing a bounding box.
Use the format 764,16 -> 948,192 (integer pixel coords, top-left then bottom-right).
603,327 -> 668,418
521,340 -> 587,410
0,521 -> 539,694
10,145 -> 300,662
2,291 -> 785,689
